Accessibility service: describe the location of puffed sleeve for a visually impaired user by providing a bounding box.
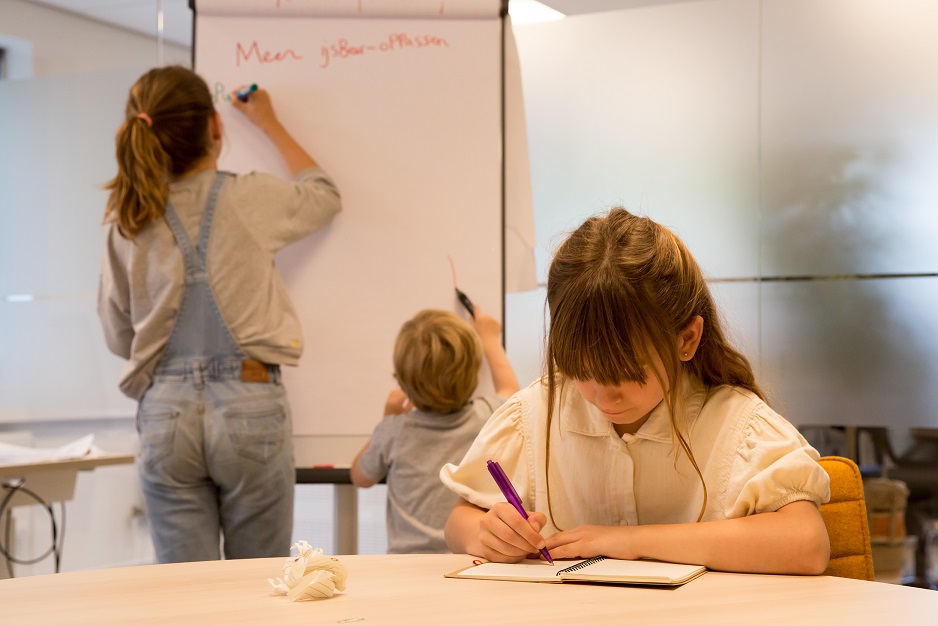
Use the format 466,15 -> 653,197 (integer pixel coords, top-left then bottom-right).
723,407 -> 831,518
440,391 -> 529,511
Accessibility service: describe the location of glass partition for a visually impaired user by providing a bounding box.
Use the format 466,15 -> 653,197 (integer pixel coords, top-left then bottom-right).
760,0 -> 938,428
0,1 -> 190,423
512,0 -> 938,429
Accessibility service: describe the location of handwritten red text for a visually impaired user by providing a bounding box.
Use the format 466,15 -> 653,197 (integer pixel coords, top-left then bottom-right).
320,33 -> 449,69
236,41 -> 302,67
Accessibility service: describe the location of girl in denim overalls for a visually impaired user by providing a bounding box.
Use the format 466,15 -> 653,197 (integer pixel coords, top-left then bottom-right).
98,66 -> 341,563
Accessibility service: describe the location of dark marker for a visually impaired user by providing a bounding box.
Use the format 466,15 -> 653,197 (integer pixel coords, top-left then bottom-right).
455,288 -> 475,318
235,83 -> 258,102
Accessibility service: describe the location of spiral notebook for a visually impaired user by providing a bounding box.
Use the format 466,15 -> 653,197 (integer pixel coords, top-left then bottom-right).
446,556 -> 706,587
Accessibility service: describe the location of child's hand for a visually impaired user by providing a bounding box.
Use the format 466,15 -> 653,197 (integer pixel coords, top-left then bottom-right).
544,525 -> 636,561
477,502 -> 549,563
229,86 -> 279,134
471,307 -> 502,345
383,389 -> 411,416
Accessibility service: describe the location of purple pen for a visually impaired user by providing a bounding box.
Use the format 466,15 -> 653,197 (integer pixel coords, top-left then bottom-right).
486,460 -> 554,564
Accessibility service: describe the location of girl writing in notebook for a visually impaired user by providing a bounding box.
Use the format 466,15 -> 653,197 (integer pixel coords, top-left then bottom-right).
441,208 -> 831,575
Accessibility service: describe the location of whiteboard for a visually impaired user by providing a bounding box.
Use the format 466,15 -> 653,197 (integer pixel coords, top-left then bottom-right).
194,0 -> 508,435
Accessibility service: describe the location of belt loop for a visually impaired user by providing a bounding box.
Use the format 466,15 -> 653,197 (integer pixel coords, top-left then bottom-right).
193,366 -> 204,389
271,365 -> 281,385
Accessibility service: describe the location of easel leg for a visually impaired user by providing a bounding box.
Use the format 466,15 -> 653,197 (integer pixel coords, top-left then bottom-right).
334,484 -> 358,555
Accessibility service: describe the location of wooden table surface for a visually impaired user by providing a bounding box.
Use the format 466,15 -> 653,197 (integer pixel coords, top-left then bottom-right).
0,553 -> 935,625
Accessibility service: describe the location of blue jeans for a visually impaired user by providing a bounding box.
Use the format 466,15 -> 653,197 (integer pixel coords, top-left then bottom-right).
137,364 -> 294,563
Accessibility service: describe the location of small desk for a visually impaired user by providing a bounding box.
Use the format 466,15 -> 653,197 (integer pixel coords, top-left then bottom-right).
0,454 -> 136,578
0,553 -> 936,625
0,455 -> 136,507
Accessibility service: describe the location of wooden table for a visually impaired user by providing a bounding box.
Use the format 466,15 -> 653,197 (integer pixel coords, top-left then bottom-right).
0,553 -> 935,625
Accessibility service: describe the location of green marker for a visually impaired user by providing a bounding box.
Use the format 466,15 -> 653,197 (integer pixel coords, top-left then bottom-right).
235,83 -> 258,102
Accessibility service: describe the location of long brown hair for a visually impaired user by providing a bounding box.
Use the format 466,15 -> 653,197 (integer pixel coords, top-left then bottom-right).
544,208 -> 764,525
103,66 -> 216,239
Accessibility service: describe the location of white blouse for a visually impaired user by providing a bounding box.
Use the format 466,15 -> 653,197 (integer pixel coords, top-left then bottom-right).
440,375 -> 830,534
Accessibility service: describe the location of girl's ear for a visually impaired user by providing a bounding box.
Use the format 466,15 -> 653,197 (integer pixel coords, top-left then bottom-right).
210,112 -> 223,141
678,316 -> 704,361
208,112 -> 223,158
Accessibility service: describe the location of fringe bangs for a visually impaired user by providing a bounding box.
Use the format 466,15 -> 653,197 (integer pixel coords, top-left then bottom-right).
549,278 -> 657,386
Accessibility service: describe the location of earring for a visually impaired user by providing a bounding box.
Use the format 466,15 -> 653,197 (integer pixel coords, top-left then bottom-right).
682,352 -> 689,358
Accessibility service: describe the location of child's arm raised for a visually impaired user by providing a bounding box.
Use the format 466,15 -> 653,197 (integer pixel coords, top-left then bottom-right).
472,308 -> 520,399
445,498 -> 549,563
230,87 -> 318,177
544,500 -> 830,575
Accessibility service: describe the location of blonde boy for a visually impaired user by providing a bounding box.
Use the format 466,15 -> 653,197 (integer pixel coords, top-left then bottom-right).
351,307 -> 519,553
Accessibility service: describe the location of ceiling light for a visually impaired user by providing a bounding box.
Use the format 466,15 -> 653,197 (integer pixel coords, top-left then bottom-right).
508,0 -> 566,25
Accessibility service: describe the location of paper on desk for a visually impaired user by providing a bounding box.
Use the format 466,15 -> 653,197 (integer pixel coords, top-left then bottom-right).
0,434 -> 97,465
268,541 -> 348,601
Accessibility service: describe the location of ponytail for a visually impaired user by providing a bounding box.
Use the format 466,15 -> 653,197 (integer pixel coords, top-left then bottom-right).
103,66 -> 216,239
104,114 -> 171,238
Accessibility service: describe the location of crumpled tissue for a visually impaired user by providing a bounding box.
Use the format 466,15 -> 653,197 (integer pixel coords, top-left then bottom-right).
268,541 -> 348,601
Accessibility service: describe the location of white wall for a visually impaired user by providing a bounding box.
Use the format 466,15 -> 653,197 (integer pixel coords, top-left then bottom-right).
0,0 -> 189,76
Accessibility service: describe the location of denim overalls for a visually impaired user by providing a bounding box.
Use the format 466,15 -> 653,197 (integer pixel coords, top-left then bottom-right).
136,172 -> 295,563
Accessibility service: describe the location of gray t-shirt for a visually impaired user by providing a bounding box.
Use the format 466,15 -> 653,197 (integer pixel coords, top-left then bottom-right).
357,395 -> 504,553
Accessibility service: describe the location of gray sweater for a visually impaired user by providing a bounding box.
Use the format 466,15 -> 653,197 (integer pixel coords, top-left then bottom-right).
97,166 -> 341,399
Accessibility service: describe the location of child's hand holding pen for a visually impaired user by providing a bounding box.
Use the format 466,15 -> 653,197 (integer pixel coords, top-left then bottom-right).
478,502 -> 551,563
229,85 -> 280,135
481,460 -> 553,564
228,83 -> 318,177
471,307 -> 521,399
470,307 -> 502,346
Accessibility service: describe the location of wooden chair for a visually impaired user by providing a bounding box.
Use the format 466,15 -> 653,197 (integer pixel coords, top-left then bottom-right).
817,456 -> 875,580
